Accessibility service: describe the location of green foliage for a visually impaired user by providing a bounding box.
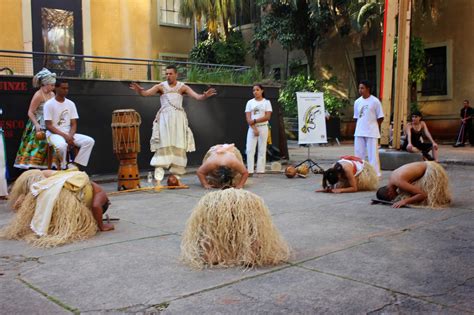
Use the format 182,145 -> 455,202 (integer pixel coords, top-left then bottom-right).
189,31 -> 246,65
186,66 -> 263,85
213,31 -> 246,65
278,74 -> 349,118
408,37 -> 427,83
410,101 -> 421,114
254,0 -> 334,77
394,36 -> 427,84
189,39 -> 216,64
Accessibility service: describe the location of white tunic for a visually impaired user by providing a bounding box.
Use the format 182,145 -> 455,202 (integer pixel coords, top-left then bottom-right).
150,81 -> 195,170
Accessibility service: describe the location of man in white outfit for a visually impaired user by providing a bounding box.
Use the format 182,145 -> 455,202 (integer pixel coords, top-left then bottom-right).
129,65 -> 216,183
353,80 -> 384,177
44,81 -> 95,169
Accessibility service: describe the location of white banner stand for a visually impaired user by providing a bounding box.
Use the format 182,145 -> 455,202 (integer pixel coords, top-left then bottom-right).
296,92 -> 327,173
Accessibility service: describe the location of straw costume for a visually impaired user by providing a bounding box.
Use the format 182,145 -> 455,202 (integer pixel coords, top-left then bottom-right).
327,156 -> 378,191
181,188 -> 289,268
394,161 -> 451,208
1,170 -> 97,247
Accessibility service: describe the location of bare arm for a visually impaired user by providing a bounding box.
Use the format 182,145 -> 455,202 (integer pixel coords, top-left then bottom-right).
232,162 -> 249,189
392,180 -> 427,208
405,123 -> 413,145
69,119 -> 77,138
196,164 -> 212,189
246,112 -> 259,136
421,122 -> 437,148
45,120 -> 74,145
91,182 -> 114,231
129,82 -> 162,97
27,91 -> 43,131
183,85 -> 216,100
255,111 -> 272,124
377,117 -> 384,127
331,165 -> 358,193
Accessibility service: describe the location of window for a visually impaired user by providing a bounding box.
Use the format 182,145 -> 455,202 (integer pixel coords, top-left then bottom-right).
234,0 -> 260,26
422,46 -> 447,96
354,55 -> 377,97
160,0 -> 190,27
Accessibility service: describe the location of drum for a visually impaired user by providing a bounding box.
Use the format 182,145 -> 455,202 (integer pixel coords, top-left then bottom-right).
111,109 -> 141,154
116,152 -> 140,190
111,109 -> 142,190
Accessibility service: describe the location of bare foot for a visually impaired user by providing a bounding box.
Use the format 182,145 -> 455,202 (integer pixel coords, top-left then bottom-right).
99,223 -> 115,231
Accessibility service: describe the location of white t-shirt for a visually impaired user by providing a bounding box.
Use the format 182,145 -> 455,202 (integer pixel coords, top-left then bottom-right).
245,98 -> 272,124
44,97 -> 79,134
353,95 -> 384,138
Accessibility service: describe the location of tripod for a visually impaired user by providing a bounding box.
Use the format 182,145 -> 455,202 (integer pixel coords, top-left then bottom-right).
295,145 -> 325,174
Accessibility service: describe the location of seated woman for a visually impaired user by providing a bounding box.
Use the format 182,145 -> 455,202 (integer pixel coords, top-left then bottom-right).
1,169 -> 113,247
316,156 -> 379,193
197,144 -> 249,189
402,111 -> 439,161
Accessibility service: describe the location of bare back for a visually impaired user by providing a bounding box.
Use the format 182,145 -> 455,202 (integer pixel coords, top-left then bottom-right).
389,162 -> 427,187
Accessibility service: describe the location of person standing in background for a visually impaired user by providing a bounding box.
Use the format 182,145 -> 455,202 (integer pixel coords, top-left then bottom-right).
245,84 -> 272,176
353,80 -> 384,177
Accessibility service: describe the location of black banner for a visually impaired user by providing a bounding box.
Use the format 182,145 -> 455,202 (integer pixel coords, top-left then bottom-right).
0,76 -> 283,179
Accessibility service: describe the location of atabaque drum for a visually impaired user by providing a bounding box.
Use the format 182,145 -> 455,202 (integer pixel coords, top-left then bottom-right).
111,109 -> 141,154
116,152 -> 140,191
111,109 -> 141,190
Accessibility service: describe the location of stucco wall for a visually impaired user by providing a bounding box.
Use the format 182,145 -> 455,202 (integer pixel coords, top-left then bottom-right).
0,0 -> 194,80
0,0 -> 24,50
411,0 -> 474,118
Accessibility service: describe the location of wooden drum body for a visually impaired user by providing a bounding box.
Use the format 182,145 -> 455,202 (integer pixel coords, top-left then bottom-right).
111,109 -> 142,190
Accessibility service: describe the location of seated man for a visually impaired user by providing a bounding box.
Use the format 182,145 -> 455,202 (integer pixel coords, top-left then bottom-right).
44,80 -> 95,169
376,161 -> 451,208
316,155 -> 379,193
197,144 -> 249,189
1,169 -> 113,247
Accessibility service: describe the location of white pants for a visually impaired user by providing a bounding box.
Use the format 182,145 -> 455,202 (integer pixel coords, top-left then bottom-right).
354,136 -> 381,177
48,133 -> 95,169
246,125 -> 268,173
0,132 -> 8,196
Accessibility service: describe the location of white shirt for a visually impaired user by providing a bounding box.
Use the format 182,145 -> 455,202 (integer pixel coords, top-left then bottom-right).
353,95 -> 384,138
44,97 -> 79,134
245,98 -> 272,124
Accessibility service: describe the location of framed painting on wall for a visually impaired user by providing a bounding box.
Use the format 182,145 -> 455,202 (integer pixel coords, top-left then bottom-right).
32,0 -> 83,77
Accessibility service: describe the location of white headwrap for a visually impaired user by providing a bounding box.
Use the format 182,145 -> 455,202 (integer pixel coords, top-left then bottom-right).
32,68 -> 57,87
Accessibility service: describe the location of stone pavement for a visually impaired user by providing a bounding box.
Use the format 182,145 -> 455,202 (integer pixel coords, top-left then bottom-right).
1,143 -> 473,314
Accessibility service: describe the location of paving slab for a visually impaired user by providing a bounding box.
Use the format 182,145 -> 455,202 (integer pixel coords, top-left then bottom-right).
163,266 -> 459,314
0,144 -> 473,313
302,211 -> 474,313
19,235 -> 281,313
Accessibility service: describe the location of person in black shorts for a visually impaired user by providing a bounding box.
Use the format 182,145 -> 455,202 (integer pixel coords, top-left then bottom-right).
401,111 -> 438,161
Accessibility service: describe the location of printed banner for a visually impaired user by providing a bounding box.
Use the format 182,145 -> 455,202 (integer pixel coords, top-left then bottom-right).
296,92 -> 327,144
